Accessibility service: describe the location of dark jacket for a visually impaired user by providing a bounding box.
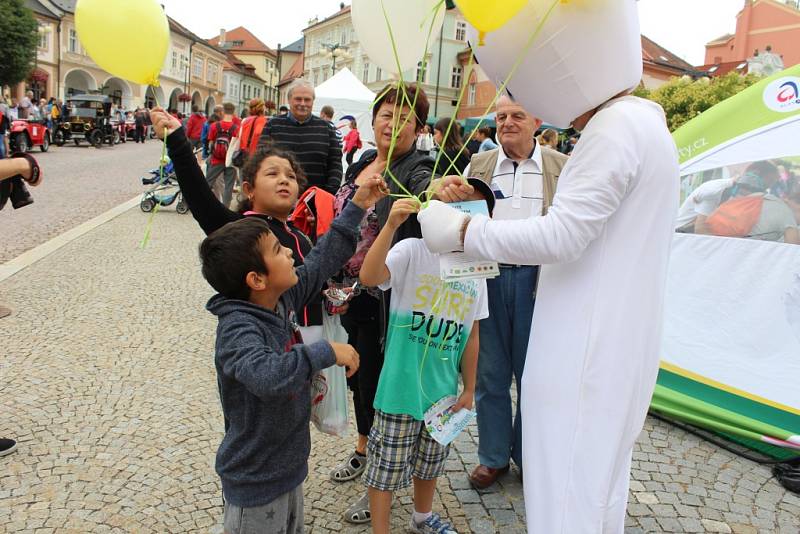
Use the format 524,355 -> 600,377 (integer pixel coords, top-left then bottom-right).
346,146 -> 437,243
208,200 -> 365,507
166,127 -> 323,326
258,113 -> 343,195
343,145 -> 438,347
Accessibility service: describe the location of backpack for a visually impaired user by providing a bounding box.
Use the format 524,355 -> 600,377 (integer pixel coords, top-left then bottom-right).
705,195 -> 764,237
212,122 -> 237,160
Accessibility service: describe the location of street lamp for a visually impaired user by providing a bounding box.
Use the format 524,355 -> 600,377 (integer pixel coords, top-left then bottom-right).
320,42 -> 351,75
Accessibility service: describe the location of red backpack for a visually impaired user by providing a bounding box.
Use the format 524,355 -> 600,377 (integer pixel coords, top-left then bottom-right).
212,122 -> 237,160
705,195 -> 764,237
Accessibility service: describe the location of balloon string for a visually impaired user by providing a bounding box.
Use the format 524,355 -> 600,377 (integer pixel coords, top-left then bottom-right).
390,278 -> 458,406
140,125 -> 168,249
377,0 -> 444,206
423,47 -> 477,202
140,82 -> 169,249
443,0 -> 561,174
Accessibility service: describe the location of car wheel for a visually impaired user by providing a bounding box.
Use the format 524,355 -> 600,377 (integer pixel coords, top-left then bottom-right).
54,130 -> 65,146
40,133 -> 50,152
16,135 -> 30,153
140,198 -> 156,213
90,130 -> 103,148
176,200 -> 189,214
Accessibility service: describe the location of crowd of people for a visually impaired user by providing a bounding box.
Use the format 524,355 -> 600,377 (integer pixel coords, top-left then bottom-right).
676,159 -> 800,244
3,73 -> 679,534
139,72 -> 674,534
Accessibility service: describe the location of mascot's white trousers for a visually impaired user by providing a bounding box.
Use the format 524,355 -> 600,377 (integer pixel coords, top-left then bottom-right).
519,329 -> 659,534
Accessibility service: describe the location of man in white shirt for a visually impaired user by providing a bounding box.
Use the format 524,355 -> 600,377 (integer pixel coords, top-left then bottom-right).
421,93 -> 679,533
449,96 -> 568,490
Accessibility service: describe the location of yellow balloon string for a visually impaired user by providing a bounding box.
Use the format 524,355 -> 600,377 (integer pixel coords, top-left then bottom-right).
390,278 -> 460,406
376,0 -> 446,207
372,0 -> 564,391
423,0 -> 562,203
140,84 -> 168,249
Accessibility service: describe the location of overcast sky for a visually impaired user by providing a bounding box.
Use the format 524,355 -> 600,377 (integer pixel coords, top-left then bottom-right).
159,0 -> 743,66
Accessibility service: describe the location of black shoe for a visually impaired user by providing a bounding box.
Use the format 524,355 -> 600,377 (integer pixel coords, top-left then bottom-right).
10,177 -> 33,209
0,438 -> 17,457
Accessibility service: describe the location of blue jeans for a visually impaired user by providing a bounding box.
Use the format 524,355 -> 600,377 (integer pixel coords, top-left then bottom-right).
0,134 -> 5,159
475,265 -> 538,469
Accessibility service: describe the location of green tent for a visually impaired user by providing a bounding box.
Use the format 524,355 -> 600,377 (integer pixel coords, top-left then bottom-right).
656,64 -> 800,459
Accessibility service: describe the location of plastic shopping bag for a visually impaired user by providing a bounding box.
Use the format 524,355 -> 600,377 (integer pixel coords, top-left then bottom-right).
310,314 -> 350,437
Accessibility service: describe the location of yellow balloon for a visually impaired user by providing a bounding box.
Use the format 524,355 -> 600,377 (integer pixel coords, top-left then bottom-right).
455,0 -> 529,45
76,0 -> 169,86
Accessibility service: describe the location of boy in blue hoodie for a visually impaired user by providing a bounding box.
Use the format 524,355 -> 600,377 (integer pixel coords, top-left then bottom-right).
199,172 -> 387,534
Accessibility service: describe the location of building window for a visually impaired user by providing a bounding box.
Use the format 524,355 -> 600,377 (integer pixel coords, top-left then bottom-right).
416,61 -> 427,83
38,24 -> 48,49
68,28 -> 79,53
172,51 -> 178,71
455,21 -> 467,41
192,57 -> 203,77
376,67 -> 382,81
468,83 -> 476,106
207,62 -> 218,83
341,28 -> 348,45
362,60 -> 370,83
451,66 -> 462,88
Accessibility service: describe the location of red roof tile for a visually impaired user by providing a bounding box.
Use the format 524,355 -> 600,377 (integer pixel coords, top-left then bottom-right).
641,35 -> 694,70
208,26 -> 276,56
695,60 -> 750,77
278,54 -> 305,87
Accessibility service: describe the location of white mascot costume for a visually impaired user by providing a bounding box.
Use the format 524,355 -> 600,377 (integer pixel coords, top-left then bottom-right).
419,1 -> 680,532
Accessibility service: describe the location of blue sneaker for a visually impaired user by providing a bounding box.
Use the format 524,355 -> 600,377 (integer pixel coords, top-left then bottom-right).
408,513 -> 458,534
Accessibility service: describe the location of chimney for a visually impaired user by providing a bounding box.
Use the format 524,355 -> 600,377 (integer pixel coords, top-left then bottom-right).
220,28 -> 226,47
340,2 -> 345,9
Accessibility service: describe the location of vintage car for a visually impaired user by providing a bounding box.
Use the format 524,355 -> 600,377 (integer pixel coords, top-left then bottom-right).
53,94 -> 118,148
8,119 -> 51,152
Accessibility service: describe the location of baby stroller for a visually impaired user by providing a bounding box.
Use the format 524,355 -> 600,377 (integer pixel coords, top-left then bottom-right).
139,157 -> 189,214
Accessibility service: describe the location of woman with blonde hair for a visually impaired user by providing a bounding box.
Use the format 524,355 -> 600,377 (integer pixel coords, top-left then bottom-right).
538,128 -> 559,150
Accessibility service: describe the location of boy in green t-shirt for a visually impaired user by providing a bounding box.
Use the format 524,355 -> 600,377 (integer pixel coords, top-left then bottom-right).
359,180 -> 494,534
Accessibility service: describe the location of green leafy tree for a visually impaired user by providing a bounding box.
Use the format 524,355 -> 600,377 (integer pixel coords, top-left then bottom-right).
635,73 -> 760,131
0,0 -> 38,88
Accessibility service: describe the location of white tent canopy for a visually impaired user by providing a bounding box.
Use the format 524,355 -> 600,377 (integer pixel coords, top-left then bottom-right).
312,68 -> 376,164
680,115 -> 800,177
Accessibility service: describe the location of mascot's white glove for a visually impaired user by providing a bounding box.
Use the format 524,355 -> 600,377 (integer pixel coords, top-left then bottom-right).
418,200 -> 469,253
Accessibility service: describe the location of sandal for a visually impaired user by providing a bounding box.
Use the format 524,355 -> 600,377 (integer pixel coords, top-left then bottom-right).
11,152 -> 42,186
343,493 -> 371,525
330,450 -> 367,482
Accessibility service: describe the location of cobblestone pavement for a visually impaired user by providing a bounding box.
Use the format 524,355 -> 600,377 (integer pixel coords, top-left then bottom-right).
0,140 -> 161,262
2,205 -> 799,533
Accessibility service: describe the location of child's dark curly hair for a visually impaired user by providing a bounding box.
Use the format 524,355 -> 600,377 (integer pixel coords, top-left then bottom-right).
239,143 -> 308,212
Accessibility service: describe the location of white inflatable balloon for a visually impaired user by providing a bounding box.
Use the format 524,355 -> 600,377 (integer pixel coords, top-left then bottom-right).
470,0 -> 643,128
352,0 -> 446,75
